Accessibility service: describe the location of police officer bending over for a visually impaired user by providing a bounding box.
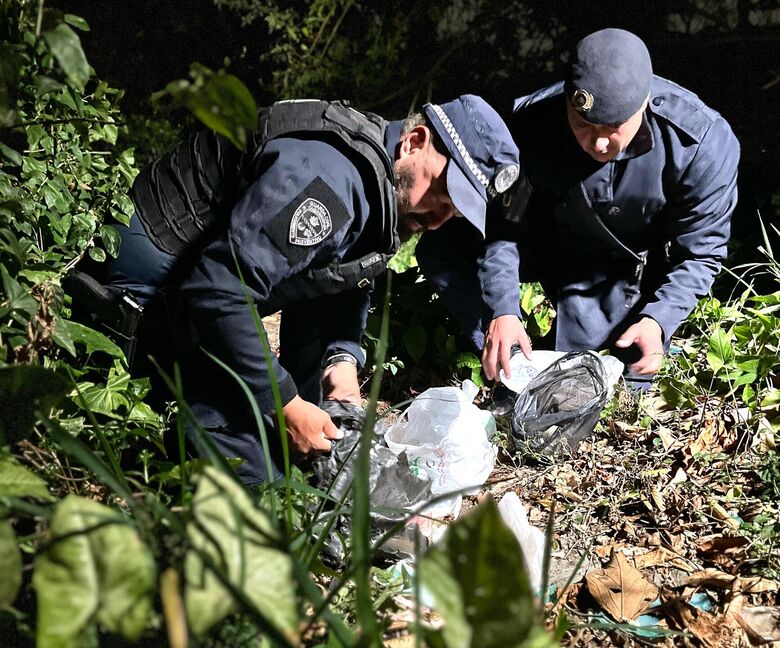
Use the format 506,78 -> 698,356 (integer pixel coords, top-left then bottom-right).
78,95 -> 519,484
417,29 -> 740,389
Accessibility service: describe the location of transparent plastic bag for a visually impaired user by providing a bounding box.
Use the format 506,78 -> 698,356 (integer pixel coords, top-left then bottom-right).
382,382 -> 496,497
511,351 -> 608,455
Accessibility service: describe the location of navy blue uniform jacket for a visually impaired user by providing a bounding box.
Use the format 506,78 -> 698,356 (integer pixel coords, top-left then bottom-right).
479,76 -> 739,351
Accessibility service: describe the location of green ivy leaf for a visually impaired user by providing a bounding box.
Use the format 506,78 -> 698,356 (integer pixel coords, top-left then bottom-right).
62,320 -> 124,359
389,233 -> 420,273
51,312 -> 77,357
0,453 -> 52,499
33,495 -> 156,648
706,327 -> 735,373
418,500 -> 553,648
99,224 -> 121,258
0,263 -> 38,318
42,23 -> 90,92
0,365 -> 70,444
184,468 -> 298,642
87,246 -> 106,262
0,521 -> 22,607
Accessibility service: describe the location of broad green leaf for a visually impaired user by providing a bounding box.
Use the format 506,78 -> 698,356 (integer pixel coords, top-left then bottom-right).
42,24 -> 90,92
0,453 -> 52,499
51,312 -> 77,357
706,327 -> 735,373
403,324 -> 427,362
0,521 -> 22,607
389,233 -> 420,273
418,500 -> 553,648
99,224 -> 121,258
184,468 -> 298,641
62,320 -> 124,358
185,74 -> 258,151
87,246 -> 106,262
0,142 -> 22,166
0,264 -> 38,316
33,495 -> 156,648
0,365 -> 70,444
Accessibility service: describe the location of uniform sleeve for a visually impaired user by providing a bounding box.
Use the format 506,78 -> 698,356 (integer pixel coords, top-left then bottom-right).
318,286 -> 371,367
180,140 -> 361,411
640,117 -> 740,339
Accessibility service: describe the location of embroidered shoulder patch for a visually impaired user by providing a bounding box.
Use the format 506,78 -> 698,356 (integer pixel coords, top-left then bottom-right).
289,198 -> 332,246
264,176 -> 351,267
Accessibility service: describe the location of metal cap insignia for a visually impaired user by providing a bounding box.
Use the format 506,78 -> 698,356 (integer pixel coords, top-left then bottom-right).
493,164 -> 520,194
571,88 -> 594,112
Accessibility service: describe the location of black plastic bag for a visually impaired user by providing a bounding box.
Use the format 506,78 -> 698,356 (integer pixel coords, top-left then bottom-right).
511,351 -> 608,456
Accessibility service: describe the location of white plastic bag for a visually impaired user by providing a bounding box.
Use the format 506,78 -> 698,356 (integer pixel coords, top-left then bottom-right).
500,349 -> 624,397
497,492 -> 547,595
383,383 -> 496,498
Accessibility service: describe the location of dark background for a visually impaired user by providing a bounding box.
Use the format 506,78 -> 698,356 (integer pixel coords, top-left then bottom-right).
52,0 -> 779,271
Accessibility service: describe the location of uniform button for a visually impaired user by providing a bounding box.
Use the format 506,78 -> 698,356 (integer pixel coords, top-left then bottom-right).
652,96 -> 664,106
608,206 -> 621,217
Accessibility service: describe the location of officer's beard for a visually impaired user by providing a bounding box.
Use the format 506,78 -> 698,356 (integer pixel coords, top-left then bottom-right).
395,165 -> 420,243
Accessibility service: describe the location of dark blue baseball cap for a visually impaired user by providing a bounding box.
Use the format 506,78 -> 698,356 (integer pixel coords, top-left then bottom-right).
423,95 -> 520,237
565,28 -> 653,125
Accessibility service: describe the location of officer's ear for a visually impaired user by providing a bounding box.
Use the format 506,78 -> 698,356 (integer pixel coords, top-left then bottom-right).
398,125 -> 433,160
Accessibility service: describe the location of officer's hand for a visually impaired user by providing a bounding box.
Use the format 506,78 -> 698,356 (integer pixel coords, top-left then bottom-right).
482,315 -> 533,381
321,362 -> 362,406
281,396 -> 343,454
615,317 -> 665,375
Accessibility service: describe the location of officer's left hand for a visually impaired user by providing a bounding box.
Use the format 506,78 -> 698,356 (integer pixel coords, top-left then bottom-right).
615,317 -> 665,375
321,362 -> 362,405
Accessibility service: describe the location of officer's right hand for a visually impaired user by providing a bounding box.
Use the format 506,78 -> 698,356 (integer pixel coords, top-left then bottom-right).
482,315 -> 533,381
281,396 -> 343,454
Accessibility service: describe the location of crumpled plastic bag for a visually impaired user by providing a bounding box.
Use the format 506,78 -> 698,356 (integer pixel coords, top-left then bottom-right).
497,492 -> 547,595
509,351 -> 611,455
382,381 -> 496,499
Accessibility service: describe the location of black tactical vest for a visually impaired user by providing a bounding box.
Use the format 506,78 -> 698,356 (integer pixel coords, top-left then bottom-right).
130,100 -> 398,292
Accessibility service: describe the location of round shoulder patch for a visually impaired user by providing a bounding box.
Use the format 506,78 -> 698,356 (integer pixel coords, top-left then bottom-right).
289,198 -> 333,246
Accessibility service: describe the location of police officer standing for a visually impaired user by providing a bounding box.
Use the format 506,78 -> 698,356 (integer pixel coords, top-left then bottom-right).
89,95 -> 519,483
417,29 -> 740,389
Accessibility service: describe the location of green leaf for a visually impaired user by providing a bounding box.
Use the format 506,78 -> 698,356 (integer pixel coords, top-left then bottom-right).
99,224 -> 121,258
87,246 -> 106,262
64,14 -> 90,32
0,365 -> 70,444
388,233 -> 420,273
0,453 -> 52,499
0,142 -> 22,166
33,495 -> 156,648
62,319 -> 124,359
51,312 -> 77,357
185,74 -> 258,151
418,500 -> 551,648
0,521 -> 22,607
184,468 -> 298,642
403,324 -> 427,362
706,327 -> 735,373
0,264 -> 38,316
42,24 -> 90,92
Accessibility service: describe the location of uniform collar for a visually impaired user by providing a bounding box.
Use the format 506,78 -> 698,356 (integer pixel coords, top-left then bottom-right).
614,112 -> 654,161
384,120 -> 404,161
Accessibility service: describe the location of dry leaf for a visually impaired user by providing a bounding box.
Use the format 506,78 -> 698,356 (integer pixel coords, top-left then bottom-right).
687,612 -> 747,648
695,535 -> 749,554
585,550 -> 659,622
655,425 -> 676,450
736,606 -> 780,643
632,546 -> 696,572
709,499 -> 741,531
684,569 -> 736,589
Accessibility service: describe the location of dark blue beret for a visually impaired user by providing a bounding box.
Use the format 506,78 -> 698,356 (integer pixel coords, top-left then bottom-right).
565,28 -> 653,124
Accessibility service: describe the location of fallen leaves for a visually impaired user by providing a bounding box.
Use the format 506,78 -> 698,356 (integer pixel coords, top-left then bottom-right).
585,550 -> 659,622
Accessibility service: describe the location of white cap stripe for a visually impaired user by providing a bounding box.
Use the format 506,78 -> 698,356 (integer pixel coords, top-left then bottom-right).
429,103 -> 497,198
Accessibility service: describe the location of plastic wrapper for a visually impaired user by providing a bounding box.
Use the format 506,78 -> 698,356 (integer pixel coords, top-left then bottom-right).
510,351 -> 609,455
497,492 -> 547,595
